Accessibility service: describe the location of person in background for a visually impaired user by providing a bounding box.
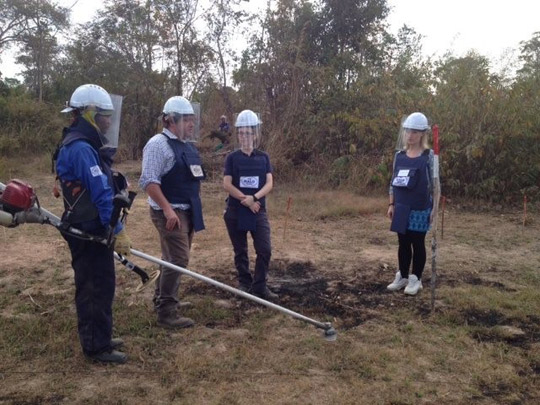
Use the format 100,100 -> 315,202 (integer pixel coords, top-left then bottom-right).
211,115 -> 231,152
139,96 -> 205,328
386,112 -> 436,296
218,115 -> 230,134
55,84 -> 131,364
223,110 -> 278,301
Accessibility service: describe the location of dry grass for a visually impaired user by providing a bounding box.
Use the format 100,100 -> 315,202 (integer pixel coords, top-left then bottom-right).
0,157 -> 539,404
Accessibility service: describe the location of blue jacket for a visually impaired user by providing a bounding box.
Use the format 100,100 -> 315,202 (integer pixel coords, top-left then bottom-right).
56,118 -> 118,231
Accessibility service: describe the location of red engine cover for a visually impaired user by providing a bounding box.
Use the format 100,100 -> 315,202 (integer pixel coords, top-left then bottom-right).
0,179 -> 36,213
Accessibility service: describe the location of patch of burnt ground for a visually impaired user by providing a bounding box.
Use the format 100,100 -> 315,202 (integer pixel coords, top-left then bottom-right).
185,259 -> 428,330
456,308 -> 540,348
443,272 -> 516,292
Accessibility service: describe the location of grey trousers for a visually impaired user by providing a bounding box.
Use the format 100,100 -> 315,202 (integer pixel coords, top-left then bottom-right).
150,208 -> 193,314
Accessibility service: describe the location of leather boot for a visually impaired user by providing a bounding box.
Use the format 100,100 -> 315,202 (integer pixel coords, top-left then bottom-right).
157,309 -> 195,329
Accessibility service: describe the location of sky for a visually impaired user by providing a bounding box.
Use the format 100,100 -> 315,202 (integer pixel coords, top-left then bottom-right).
1,0 -> 539,78
386,0 -> 540,68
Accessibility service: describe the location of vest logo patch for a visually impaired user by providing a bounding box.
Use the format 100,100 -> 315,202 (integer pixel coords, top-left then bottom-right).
90,165 -> 103,177
240,176 -> 259,189
392,176 -> 410,187
190,165 -> 204,178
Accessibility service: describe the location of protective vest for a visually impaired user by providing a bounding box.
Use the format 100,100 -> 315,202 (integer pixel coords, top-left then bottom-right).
228,150 -> 268,231
390,149 -> 431,234
228,151 -> 268,208
59,131 -> 114,226
161,136 -> 205,232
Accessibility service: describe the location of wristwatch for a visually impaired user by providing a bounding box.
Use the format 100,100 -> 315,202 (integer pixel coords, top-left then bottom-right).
253,195 -> 259,202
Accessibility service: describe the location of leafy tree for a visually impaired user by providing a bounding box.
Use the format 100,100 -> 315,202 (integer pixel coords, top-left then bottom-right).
204,0 -> 245,118
154,0 -> 212,97
0,0 -> 68,98
15,1 -> 68,101
0,0 -> 32,53
517,31 -> 540,80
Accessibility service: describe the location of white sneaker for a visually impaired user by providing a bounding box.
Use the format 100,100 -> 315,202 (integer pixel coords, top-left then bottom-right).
404,274 -> 423,295
387,271 -> 408,291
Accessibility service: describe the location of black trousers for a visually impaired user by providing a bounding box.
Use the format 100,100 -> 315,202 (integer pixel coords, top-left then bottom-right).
63,233 -> 115,355
223,206 -> 272,294
397,230 -> 427,280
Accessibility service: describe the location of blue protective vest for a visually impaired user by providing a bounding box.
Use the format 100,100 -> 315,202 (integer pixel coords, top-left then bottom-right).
390,149 -> 431,234
228,150 -> 268,231
161,136 -> 205,232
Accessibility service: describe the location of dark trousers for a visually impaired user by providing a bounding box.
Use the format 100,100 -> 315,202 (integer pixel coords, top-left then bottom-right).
63,234 -> 115,355
149,208 -> 193,314
223,206 -> 272,294
398,230 -> 427,280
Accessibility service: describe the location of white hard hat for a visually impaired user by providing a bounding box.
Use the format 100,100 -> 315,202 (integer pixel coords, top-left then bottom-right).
163,96 -> 194,115
61,84 -> 114,113
403,112 -> 430,131
235,110 -> 260,127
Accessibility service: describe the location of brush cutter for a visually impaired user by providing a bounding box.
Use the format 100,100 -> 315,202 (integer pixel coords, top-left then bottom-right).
0,179 -> 337,341
0,179 -> 158,291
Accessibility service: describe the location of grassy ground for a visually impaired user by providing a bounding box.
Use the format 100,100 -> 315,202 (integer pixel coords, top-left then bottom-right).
0,157 -> 539,404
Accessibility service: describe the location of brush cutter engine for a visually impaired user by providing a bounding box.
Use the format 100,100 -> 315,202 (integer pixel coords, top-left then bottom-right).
0,179 -> 36,214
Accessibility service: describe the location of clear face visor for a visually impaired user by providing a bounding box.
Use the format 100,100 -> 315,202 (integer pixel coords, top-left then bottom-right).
167,102 -> 200,142
168,113 -> 197,141
395,116 -> 407,151
235,125 -> 261,151
185,102 -> 201,142
100,94 -> 122,148
396,127 -> 429,150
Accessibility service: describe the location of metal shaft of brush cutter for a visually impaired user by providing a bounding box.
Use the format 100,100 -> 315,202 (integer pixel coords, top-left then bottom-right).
130,248 -> 336,336
1,181 -> 337,339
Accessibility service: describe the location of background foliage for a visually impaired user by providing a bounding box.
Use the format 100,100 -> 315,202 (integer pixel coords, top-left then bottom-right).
1,0 -> 539,203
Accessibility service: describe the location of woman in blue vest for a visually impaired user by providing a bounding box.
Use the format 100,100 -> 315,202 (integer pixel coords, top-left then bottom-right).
139,96 -> 205,328
223,110 -> 278,301
387,112 -> 435,296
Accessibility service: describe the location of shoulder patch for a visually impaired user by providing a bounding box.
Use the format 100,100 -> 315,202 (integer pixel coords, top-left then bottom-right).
90,165 -> 103,177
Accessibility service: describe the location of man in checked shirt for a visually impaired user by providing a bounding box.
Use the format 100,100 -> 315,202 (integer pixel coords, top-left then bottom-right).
139,96 -> 205,329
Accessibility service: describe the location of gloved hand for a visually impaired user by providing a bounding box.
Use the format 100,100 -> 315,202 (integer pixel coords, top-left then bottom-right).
114,228 -> 132,256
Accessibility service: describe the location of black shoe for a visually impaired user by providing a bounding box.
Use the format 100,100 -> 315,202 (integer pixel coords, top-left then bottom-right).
157,310 -> 195,329
253,287 -> 279,301
111,338 -> 124,349
87,350 -> 128,364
